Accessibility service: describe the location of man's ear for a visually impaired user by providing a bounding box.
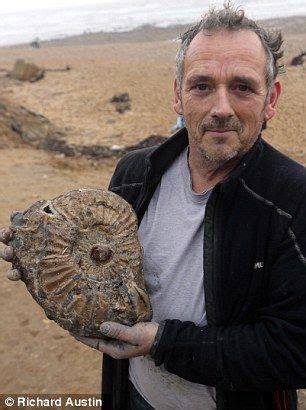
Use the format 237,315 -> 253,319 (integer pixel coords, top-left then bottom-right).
264,80 -> 281,121
173,78 -> 183,115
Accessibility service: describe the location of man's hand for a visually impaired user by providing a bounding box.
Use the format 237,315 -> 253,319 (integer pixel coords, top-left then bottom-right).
0,223 -> 21,281
72,321 -> 159,359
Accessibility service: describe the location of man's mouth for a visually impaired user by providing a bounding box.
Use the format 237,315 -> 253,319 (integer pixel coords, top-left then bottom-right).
206,129 -> 236,134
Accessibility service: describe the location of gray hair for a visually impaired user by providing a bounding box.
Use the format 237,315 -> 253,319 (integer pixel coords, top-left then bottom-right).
176,2 -> 284,92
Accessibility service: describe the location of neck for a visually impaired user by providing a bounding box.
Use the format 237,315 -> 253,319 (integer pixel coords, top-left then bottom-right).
188,146 -> 241,193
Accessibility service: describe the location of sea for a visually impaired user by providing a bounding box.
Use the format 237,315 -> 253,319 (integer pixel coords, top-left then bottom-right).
1,0 -> 306,47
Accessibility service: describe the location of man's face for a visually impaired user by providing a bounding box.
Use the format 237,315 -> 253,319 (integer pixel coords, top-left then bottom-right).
174,29 -> 281,164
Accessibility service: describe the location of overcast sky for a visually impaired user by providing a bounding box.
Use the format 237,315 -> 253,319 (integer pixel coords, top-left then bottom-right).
1,0 -> 100,12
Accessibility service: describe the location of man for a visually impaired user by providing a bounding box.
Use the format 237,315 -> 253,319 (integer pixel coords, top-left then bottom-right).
1,3 -> 306,410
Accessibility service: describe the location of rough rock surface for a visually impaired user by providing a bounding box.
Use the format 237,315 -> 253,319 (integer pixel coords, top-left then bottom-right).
10,188 -> 152,337
0,98 -> 168,157
290,52 -> 306,66
10,59 -> 45,82
110,92 -> 131,113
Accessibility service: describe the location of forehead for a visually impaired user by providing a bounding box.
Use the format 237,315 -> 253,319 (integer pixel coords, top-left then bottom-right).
184,29 -> 267,80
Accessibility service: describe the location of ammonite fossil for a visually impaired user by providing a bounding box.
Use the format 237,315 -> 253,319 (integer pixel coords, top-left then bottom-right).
10,188 -> 152,337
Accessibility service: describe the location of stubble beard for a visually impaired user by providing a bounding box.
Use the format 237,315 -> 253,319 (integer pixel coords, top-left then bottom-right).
189,116 -> 245,167
194,138 -> 242,166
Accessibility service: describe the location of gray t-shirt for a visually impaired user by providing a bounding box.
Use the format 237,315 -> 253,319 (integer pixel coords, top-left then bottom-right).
129,147 -> 217,409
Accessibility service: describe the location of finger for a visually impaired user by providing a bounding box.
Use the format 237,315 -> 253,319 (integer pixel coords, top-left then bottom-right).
73,335 -> 101,350
100,322 -> 136,345
10,211 -> 22,222
6,269 -> 21,281
96,338 -> 139,359
0,229 -> 12,244
72,334 -> 137,358
0,246 -> 13,261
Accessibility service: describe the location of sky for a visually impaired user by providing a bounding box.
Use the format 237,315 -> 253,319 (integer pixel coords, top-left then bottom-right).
3,0 -> 306,14
0,0 -> 99,12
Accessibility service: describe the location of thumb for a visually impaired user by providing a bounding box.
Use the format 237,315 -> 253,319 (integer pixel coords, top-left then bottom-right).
100,322 -> 136,344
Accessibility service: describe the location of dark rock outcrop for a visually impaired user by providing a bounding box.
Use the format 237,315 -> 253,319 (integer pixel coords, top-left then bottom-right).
10,59 -> 45,82
110,92 -> 131,113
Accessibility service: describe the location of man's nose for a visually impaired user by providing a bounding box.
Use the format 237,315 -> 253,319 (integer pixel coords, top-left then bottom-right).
211,87 -> 234,118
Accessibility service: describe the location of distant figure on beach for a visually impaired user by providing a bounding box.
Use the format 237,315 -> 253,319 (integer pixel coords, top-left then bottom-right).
2,3 -> 306,410
30,37 -> 40,49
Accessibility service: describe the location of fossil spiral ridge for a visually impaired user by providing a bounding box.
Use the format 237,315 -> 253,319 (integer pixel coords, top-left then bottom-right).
10,188 -> 152,337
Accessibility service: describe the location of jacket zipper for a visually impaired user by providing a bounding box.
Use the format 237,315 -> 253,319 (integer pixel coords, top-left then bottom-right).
135,161 -> 152,222
282,390 -> 288,410
203,184 -> 224,409
204,184 -> 221,328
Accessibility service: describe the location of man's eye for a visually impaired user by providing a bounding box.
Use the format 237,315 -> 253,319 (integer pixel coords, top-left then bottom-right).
195,83 -> 209,91
234,84 -> 252,92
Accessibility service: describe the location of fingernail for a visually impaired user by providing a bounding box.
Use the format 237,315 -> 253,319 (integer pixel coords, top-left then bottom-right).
0,246 -> 13,261
6,269 -> 21,281
72,334 -> 84,341
100,322 -> 111,335
0,229 -> 11,244
10,211 -> 22,222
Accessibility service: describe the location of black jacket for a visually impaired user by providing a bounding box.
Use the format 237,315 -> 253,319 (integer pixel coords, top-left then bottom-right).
102,128 -> 306,410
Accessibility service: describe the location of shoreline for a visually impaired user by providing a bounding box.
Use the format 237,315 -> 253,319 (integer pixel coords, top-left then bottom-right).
2,15 -> 306,50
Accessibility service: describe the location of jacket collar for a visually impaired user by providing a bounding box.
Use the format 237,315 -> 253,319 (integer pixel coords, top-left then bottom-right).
146,127 -> 188,186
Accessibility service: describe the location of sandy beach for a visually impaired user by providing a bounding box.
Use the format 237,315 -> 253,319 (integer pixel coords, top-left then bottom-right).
0,15 -> 305,406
